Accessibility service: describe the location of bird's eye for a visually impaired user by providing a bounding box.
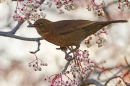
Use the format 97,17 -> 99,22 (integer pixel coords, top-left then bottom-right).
40,22 -> 43,25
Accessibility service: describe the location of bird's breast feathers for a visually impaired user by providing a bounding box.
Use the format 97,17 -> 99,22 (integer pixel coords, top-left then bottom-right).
42,30 -> 86,47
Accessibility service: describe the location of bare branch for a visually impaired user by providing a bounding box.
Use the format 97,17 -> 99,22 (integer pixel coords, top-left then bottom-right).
97,66 -> 127,82
104,64 -> 130,86
78,78 -> 103,86
121,57 -> 130,80
0,18 -> 43,41
0,31 -> 43,41
84,79 -> 103,86
124,57 -> 130,67
86,70 -> 94,80
62,61 -> 71,73
30,40 -> 41,54
62,56 -> 76,72
61,47 -> 77,72
0,0 -> 46,54
35,40 -> 41,53
11,21 -> 24,34
0,20 -> 43,53
104,76 -> 123,86
12,0 -> 45,3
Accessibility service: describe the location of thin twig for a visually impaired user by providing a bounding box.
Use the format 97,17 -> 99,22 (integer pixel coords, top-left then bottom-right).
97,66 -> 126,82
12,0 -> 45,3
121,57 -> 130,79
36,40 -> 41,53
62,61 -> 71,73
62,56 -> 76,72
11,21 -> 24,34
124,57 -> 130,67
101,57 -> 130,86
104,76 -> 126,86
86,70 -> 94,80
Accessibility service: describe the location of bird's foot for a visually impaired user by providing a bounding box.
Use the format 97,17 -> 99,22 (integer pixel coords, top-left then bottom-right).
65,53 -> 77,61
56,46 -> 78,61
67,45 -> 80,54
65,54 -> 73,61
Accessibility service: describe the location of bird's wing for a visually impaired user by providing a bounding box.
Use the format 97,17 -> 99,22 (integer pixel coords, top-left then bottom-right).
54,20 -> 95,35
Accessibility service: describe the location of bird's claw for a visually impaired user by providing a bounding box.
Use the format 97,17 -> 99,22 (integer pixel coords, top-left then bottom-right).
56,48 -> 61,50
65,54 -> 73,61
57,46 -> 78,61
65,54 -> 77,61
56,47 -> 67,51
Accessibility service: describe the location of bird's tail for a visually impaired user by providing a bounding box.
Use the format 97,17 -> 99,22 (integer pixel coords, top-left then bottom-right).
84,20 -> 127,36
99,20 -> 127,25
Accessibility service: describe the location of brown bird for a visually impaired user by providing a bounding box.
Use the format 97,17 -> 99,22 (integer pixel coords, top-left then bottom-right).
28,19 -> 127,60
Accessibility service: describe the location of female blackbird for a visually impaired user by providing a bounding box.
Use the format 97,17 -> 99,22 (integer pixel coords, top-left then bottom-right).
28,19 -> 127,60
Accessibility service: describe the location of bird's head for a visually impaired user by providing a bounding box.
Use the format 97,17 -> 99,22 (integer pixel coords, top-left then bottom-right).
27,19 -> 52,33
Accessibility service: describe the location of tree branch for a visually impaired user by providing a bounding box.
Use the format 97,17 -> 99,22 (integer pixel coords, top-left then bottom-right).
84,79 -> 104,86
0,31 -> 43,41
30,40 -> 41,54
12,0 -> 45,3
104,76 -> 123,86
0,20 -> 43,53
62,61 -> 71,73
0,19 -> 43,41
10,21 -> 24,34
97,66 -> 127,82
78,78 -> 103,86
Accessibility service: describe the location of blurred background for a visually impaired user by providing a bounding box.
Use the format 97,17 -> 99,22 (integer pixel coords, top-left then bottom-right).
0,0 -> 130,86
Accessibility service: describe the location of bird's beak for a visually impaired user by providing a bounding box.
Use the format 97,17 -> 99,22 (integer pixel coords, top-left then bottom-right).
27,24 -> 35,27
